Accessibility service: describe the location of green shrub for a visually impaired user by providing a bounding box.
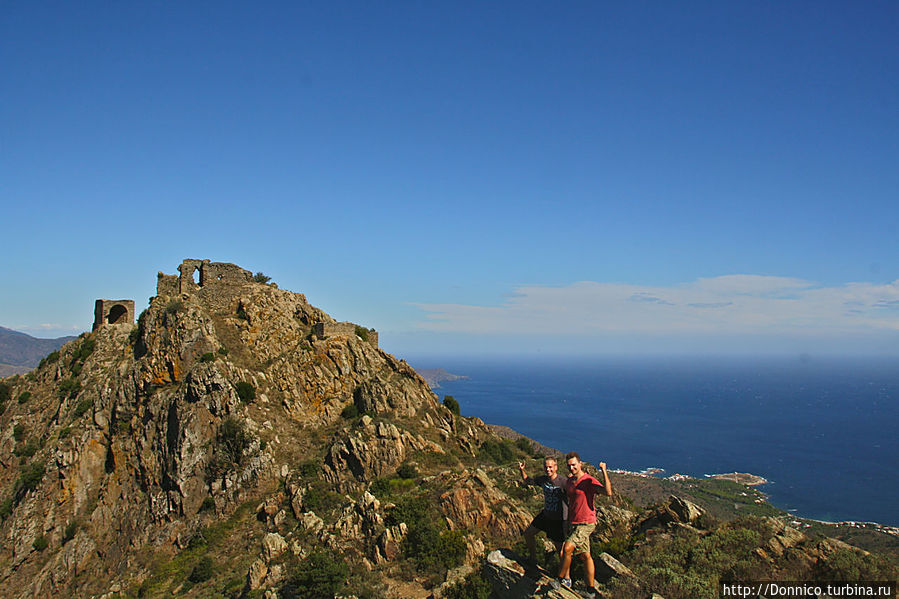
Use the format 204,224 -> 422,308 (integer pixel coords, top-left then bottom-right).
370,476 -> 416,498
478,439 -> 516,464
281,550 -> 350,599
73,398 -> 93,418
188,556 -> 214,583
15,439 -> 39,458
235,381 -> 256,403
253,272 -> 272,284
58,378 -> 81,400
341,404 -> 359,419
63,521 -> 78,544
443,395 -> 460,415
298,461 -> 319,478
208,418 -> 252,478
165,299 -> 184,315
515,437 -> 532,453
18,461 -> 46,494
0,496 -> 13,519
13,424 -> 26,442
303,480 -> 343,515
200,352 -> 215,363
17,391 -> 31,404
814,547 -> 898,581
58,427 -> 71,440
387,494 -> 467,577
199,497 -> 216,513
32,535 -> 49,552
354,325 -> 373,342
396,462 -> 418,479
71,337 -> 95,363
38,351 -> 60,369
217,347 -> 228,355
0,382 -> 10,404
443,569 -> 493,599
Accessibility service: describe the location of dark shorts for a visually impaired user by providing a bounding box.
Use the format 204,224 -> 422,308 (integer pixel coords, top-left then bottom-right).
528,511 -> 565,544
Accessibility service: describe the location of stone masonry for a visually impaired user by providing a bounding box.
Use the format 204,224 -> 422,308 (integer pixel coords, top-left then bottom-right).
313,322 -> 378,347
92,299 -> 135,331
156,259 -> 253,296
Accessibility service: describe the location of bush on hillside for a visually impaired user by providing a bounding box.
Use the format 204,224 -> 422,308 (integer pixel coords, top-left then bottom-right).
235,381 -> 256,403
443,395 -> 460,415
281,550 -> 349,599
58,378 -> 81,400
478,439 -> 517,464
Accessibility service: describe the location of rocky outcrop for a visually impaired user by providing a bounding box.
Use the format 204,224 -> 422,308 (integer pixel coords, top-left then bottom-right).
0,259 -> 497,598
484,549 -> 579,598
636,495 -> 705,534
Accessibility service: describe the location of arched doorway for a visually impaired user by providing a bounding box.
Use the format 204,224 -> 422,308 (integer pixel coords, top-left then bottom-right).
107,304 -> 128,324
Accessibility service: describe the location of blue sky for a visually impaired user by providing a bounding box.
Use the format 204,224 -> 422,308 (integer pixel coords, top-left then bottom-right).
2,2 -> 897,357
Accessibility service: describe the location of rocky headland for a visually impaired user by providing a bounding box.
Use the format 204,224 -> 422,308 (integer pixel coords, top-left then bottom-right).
0,259 -> 895,599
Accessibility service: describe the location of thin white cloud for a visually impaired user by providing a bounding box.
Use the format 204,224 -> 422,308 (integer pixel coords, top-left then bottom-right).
412,275 -> 899,337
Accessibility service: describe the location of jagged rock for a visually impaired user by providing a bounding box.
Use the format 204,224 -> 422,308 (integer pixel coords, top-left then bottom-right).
262,532 -> 288,562
484,549 -> 579,598
594,552 -> 637,584
247,558 -> 268,590
439,472 -> 531,538
300,512 -> 325,534
667,496 -> 704,523
636,495 -> 705,533
594,505 -> 640,543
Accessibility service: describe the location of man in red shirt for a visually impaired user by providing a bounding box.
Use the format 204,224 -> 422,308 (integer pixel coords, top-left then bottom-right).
552,451 -> 612,597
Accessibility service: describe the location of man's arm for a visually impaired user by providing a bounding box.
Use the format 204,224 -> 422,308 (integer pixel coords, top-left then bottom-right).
598,462 -> 613,497
517,461 -> 531,484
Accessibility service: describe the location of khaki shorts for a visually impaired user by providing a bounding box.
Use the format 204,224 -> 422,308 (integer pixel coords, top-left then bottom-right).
565,523 -> 596,555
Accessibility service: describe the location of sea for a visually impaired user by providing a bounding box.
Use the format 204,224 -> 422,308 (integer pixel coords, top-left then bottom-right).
408,354 -> 899,527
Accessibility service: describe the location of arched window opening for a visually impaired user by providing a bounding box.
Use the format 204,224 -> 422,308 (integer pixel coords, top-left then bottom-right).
107,304 -> 128,324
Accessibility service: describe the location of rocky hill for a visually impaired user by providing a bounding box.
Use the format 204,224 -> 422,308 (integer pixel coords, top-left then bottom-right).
0,260 -> 895,599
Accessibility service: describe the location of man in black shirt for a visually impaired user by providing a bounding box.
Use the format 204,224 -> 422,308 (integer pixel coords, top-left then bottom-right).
517,456 -> 568,565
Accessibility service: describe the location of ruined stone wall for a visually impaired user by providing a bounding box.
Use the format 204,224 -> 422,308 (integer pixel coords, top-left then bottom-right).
156,274 -> 179,296
313,321 -> 378,347
201,262 -> 252,286
155,259 -> 253,297
92,299 -> 135,331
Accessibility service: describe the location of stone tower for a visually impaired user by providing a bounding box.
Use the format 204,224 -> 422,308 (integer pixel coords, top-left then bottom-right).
92,299 -> 135,331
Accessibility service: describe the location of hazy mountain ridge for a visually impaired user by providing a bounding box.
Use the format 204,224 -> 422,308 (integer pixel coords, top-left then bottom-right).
0,260 -> 895,599
0,326 -> 77,371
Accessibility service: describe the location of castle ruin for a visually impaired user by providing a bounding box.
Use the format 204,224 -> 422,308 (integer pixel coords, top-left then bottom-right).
156,259 -> 253,296
155,259 -> 378,347
92,299 -> 135,331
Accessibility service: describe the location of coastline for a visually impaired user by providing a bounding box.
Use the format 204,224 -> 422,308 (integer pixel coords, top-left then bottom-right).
488,424 -> 899,538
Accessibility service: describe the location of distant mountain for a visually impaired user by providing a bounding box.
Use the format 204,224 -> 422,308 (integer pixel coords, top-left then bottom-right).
0,326 -> 78,371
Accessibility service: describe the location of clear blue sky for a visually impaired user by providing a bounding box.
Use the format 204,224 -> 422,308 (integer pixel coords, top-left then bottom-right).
3,2 -> 898,357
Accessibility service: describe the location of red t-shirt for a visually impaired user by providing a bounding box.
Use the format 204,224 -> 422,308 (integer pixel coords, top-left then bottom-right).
566,473 -> 604,524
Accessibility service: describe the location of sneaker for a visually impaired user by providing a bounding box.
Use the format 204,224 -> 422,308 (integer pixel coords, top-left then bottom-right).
562,578 -> 572,589
549,577 -> 572,591
579,590 -> 596,599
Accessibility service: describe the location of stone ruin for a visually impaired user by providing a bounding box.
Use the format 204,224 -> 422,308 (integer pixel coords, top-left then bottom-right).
155,259 -> 378,347
92,299 -> 135,331
156,258 -> 253,296
312,322 -> 379,347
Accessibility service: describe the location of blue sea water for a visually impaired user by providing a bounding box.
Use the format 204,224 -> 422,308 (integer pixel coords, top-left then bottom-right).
410,355 -> 899,526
